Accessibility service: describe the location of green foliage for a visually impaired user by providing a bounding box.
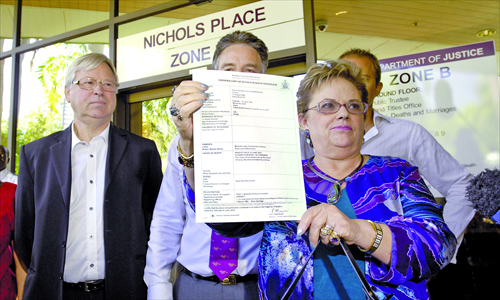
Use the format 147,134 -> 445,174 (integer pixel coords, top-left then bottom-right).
142,97 -> 178,161
17,107 -> 62,145
2,107 -> 63,173
1,120 -> 7,148
37,44 -> 88,114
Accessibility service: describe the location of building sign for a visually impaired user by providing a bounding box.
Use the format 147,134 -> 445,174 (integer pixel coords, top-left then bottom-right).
117,0 -> 305,82
374,41 -> 499,184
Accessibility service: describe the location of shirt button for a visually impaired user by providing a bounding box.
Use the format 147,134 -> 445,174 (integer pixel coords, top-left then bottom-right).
90,264 -> 94,268
90,154 -> 94,158
89,207 -> 94,211
90,180 -> 93,184
90,235 -> 93,239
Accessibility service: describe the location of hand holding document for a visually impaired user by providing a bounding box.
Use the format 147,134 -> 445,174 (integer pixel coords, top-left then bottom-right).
192,69 -> 306,223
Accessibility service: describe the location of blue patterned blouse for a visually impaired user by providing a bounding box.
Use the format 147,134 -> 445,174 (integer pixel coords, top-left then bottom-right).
258,156 -> 456,300
195,156 -> 457,300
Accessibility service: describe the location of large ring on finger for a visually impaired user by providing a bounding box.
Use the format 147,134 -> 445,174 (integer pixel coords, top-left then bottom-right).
177,114 -> 183,121
170,105 -> 180,117
320,224 -> 339,239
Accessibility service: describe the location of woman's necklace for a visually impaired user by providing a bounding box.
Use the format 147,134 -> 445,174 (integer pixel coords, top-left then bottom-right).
307,155 -> 364,204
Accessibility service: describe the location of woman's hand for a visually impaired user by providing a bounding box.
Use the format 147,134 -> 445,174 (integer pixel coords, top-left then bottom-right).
171,81 -> 209,155
297,203 -> 392,264
298,203 -> 362,246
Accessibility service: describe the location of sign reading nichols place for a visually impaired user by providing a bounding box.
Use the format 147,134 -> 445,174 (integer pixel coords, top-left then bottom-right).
374,41 -> 499,190
117,1 -> 305,82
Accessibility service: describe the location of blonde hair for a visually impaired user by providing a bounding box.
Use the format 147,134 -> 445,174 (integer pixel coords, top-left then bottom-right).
297,60 -> 368,114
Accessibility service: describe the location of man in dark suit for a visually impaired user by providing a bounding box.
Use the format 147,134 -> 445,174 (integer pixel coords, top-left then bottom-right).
15,53 -> 163,300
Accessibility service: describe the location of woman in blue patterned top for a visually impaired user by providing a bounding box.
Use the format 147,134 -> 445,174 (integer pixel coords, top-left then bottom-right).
203,60 -> 456,300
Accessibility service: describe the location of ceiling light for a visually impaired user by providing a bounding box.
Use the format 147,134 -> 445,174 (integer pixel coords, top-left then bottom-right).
335,11 -> 348,16
476,29 -> 496,37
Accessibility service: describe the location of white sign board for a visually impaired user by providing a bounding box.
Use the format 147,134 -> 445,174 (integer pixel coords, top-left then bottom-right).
374,41 -> 499,179
117,1 -> 305,82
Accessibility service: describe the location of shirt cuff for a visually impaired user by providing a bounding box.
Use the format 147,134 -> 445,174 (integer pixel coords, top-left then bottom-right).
147,282 -> 173,300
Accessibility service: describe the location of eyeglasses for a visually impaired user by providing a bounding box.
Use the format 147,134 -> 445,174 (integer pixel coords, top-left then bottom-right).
308,99 -> 368,115
72,78 -> 119,92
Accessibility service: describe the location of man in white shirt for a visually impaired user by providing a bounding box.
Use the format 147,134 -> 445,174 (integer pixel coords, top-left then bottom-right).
144,31 -> 267,300
301,49 -> 474,262
0,145 -> 18,184
15,53 -> 163,300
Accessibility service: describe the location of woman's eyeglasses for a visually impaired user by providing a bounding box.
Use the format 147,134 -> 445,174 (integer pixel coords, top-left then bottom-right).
308,99 -> 368,115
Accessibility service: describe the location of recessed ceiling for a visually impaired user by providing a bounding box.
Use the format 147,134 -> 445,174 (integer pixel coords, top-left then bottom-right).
315,1 -> 499,48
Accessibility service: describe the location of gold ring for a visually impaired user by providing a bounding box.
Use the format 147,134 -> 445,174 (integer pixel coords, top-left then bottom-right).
320,225 -> 339,239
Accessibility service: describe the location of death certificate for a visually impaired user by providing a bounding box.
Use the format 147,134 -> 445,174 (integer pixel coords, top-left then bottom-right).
192,69 -> 306,223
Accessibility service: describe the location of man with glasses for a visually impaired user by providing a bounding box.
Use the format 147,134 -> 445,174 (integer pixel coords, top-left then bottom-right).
15,53 -> 163,300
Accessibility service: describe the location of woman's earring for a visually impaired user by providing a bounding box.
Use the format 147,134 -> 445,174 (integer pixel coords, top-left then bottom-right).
305,129 -> 314,148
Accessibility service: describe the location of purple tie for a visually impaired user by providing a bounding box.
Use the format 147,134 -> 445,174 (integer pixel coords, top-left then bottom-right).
183,174 -> 238,281
209,231 -> 238,281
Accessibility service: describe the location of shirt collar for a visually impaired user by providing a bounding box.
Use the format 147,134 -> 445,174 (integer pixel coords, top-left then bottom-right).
71,122 -> 110,149
372,110 -> 394,126
364,110 -> 393,142
0,168 -> 7,181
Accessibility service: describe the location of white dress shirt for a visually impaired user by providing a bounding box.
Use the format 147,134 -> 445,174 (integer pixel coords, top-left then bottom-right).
0,168 -> 18,184
300,111 -> 475,262
144,135 -> 262,300
63,123 -> 109,283
362,112 -> 474,252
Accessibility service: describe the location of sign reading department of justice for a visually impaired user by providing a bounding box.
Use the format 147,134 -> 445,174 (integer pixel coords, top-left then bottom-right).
374,41 -> 499,184
117,1 -> 305,83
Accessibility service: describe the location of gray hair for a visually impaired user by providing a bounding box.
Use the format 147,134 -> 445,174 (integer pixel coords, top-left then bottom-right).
65,53 -> 118,88
212,31 -> 268,73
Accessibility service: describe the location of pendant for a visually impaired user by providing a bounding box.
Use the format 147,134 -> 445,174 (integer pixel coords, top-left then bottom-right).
327,182 -> 342,204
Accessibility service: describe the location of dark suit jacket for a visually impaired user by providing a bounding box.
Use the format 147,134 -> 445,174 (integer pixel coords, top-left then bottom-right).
15,123 -> 163,300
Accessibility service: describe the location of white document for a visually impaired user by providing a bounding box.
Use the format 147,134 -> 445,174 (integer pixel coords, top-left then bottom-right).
192,69 -> 306,223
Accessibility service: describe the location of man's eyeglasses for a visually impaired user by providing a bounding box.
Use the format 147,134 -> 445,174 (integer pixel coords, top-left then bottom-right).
308,99 -> 368,115
72,78 -> 119,92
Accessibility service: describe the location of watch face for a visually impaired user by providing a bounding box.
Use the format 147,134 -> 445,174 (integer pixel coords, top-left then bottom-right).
178,156 -> 184,165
